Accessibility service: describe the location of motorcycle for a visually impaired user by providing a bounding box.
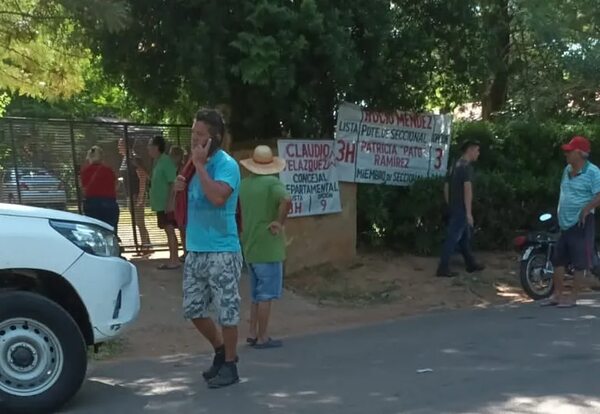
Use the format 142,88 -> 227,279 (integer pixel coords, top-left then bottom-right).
514,212 -> 600,300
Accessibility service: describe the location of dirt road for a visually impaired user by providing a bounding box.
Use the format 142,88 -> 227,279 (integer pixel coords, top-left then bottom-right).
114,252 -> 528,360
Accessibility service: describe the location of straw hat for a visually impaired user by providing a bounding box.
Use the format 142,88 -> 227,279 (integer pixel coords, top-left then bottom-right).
240,145 -> 286,175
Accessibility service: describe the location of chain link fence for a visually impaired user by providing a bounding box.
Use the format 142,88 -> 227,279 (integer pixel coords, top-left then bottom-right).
0,117 -> 191,253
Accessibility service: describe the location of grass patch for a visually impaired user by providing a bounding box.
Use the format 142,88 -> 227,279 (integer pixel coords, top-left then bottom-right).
286,263 -> 400,307
87,338 -> 127,361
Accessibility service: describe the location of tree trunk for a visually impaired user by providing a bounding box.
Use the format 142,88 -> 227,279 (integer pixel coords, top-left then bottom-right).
481,0 -> 511,120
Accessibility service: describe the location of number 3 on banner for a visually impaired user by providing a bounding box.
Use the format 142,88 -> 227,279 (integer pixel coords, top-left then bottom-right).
434,148 -> 444,169
321,199 -> 327,211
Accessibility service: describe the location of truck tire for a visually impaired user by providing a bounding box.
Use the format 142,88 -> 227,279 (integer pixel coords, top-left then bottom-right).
0,291 -> 87,414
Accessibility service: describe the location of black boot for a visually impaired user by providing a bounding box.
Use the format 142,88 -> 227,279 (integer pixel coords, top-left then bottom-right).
202,347 -> 225,381
207,361 -> 240,389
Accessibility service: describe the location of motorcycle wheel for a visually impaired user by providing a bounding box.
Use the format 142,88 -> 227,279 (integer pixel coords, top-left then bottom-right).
520,251 -> 554,300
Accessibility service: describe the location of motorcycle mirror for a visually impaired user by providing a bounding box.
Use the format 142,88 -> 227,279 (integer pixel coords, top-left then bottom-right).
539,213 -> 553,222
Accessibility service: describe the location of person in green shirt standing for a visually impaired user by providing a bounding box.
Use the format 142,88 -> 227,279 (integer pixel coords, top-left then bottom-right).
240,145 -> 291,349
148,135 -> 180,270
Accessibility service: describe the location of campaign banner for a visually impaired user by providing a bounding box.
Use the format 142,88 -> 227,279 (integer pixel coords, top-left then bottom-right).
335,102 -> 451,185
277,139 -> 342,218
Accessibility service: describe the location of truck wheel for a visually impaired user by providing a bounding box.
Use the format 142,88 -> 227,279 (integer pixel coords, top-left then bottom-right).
0,291 -> 87,414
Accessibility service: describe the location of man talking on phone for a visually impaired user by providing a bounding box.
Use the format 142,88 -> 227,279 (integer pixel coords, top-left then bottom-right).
174,109 -> 242,388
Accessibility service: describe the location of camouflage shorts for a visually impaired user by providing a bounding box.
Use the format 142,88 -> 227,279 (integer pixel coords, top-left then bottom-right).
182,252 -> 243,326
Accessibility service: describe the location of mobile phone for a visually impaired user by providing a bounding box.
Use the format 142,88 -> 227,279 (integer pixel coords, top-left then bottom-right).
208,136 -> 221,156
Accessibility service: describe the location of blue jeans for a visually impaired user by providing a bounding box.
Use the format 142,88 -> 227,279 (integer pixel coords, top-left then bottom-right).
438,212 -> 476,272
248,262 -> 284,303
83,197 -> 120,232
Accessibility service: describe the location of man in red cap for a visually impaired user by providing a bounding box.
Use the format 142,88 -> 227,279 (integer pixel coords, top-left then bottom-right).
544,136 -> 600,307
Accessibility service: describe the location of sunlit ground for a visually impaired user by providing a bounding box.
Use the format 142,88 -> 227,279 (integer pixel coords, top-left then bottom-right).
478,395 -> 600,414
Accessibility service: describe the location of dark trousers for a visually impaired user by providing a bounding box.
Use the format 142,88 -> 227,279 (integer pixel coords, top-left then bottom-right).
438,211 -> 476,272
553,215 -> 595,271
83,197 -> 120,233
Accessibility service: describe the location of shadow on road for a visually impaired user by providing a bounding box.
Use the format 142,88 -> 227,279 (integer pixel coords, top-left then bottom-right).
62,297 -> 600,414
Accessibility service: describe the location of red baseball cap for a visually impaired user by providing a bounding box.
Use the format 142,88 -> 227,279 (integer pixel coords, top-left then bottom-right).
562,136 -> 591,153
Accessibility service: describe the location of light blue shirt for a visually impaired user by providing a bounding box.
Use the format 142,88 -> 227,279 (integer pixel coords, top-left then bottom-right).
186,150 -> 241,253
558,161 -> 600,230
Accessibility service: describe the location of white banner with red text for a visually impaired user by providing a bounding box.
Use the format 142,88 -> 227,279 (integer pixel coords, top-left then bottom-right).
335,102 -> 452,185
277,139 -> 342,218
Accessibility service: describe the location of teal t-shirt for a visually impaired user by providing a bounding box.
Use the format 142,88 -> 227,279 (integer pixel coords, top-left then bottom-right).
186,150 -> 241,253
558,161 -> 600,230
149,153 -> 177,212
240,174 -> 289,263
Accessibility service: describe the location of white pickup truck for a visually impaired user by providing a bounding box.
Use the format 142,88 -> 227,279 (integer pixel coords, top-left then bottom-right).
0,203 -> 140,413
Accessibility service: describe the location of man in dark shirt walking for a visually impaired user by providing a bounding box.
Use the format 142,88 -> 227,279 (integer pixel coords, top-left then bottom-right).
437,140 -> 485,277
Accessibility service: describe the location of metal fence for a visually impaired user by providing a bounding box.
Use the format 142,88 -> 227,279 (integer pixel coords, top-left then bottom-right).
0,117 -> 191,253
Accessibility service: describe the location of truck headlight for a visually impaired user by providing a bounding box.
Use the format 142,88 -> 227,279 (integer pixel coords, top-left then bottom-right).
50,220 -> 120,257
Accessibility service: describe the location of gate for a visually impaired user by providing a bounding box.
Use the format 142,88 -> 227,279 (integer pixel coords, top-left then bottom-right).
0,117 -> 191,253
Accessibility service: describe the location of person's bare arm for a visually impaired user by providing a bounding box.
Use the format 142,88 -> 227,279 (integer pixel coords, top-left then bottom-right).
196,165 -> 232,207
585,194 -> 600,210
269,197 -> 292,235
133,157 -> 150,176
464,182 -> 473,225
136,168 -> 147,205
581,193 -> 600,224
579,171 -> 600,224
277,197 -> 292,225
190,138 -> 233,207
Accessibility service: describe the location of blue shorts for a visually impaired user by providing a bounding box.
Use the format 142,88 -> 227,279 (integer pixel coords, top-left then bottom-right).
248,262 -> 284,303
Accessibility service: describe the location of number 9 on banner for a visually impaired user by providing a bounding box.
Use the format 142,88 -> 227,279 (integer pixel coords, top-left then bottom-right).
321,199 -> 327,211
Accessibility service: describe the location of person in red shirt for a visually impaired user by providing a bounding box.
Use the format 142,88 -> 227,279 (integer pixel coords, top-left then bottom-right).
80,146 -> 119,232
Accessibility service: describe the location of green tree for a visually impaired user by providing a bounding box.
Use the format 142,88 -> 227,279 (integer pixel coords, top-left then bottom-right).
87,0 -> 455,140
5,55 -> 148,120
509,0 -> 600,117
76,0 -> 600,132
394,0 -> 600,119
0,0 -> 129,100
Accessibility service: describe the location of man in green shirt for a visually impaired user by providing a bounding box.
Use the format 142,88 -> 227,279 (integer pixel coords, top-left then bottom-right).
240,145 -> 291,349
148,135 -> 180,270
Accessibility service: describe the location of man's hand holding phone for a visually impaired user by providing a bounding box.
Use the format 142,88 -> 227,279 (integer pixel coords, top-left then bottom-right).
192,138 -> 211,168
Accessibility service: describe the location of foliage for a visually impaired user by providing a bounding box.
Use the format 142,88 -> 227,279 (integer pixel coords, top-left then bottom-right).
357,178 -> 447,255
5,56 -> 148,121
0,0 -> 129,99
393,0 -> 600,118
2,0 -> 600,258
0,93 -> 10,116
84,0 -> 493,139
3,0 -> 598,131
502,0 -> 600,117
357,119 -> 600,254
71,0 -> 600,142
